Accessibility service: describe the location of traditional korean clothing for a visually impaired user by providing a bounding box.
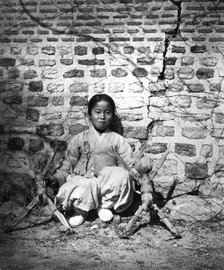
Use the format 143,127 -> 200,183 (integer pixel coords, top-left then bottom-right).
54,124 -> 134,213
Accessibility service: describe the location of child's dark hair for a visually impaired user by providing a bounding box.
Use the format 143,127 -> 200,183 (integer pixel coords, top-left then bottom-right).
87,94 -> 123,135
87,94 -> 116,117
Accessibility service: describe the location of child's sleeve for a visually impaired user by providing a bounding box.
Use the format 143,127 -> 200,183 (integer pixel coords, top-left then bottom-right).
116,135 -> 134,168
53,135 -> 80,185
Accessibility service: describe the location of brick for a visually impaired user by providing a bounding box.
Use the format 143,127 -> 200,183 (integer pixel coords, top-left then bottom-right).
145,143 -> 168,154
29,81 -> 43,92
165,57 -> 177,65
11,47 -> 22,55
59,59 -> 73,65
42,46 -> 56,55
187,83 -> 205,93
39,60 -> 56,66
24,70 -> 38,79
133,37 -> 144,42
70,96 -> 88,106
215,113 -> 224,124
0,38 -> 11,43
69,82 -> 89,93
182,126 -> 207,139
0,58 -> 16,67
92,47 -> 104,55
124,125 -> 148,139
200,144 -> 212,158
30,38 -> 43,43
42,67 -> 58,79
137,56 -> 155,65
78,59 -> 105,66
26,108 -> 40,122
29,138 -> 44,152
196,68 -> 214,79
109,37 -> 130,42
74,46 -> 87,55
185,163 -> 208,180
151,125 -> 175,137
3,95 -> 22,104
8,137 -> 25,150
123,46 -> 134,54
37,123 -> 64,137
22,30 -> 34,35
52,96 -> 64,106
47,83 -> 64,93
132,67 -> 148,77
69,124 -> 88,135
172,45 -> 186,53
177,67 -> 194,79
120,112 -> 143,121
111,68 -> 128,77
21,59 -> 35,66
76,36 -> 92,42
175,143 -> 196,157
27,46 -> 38,55
13,38 -> 28,43
209,83 -> 221,92
90,69 -> 107,77
47,37 -> 59,42
8,68 -> 19,79
181,56 -> 194,66
27,96 -> 49,106
190,45 -> 207,53
63,69 -> 84,78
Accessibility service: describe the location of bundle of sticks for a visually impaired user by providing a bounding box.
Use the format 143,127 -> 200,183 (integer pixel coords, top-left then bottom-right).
114,146 -> 181,239
3,141 -> 72,234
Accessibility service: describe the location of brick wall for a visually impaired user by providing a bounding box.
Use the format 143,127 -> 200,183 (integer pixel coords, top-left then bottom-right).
0,0 -> 224,197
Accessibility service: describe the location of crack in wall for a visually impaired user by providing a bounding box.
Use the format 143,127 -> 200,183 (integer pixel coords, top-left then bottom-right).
158,0 -> 182,80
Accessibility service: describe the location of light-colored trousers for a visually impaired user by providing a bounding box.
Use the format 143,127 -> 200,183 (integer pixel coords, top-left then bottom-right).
55,166 -> 134,213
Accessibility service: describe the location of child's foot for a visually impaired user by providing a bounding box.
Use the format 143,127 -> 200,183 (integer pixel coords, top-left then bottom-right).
69,209 -> 88,227
97,208 -> 113,222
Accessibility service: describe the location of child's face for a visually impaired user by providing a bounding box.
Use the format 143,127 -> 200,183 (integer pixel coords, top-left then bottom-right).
90,100 -> 113,132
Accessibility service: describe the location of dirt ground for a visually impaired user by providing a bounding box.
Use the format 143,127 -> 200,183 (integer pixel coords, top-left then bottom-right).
1,199 -> 224,270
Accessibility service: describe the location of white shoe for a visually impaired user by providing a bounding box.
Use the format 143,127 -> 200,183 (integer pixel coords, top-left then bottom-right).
69,209 -> 88,227
69,215 -> 86,227
97,208 -> 113,222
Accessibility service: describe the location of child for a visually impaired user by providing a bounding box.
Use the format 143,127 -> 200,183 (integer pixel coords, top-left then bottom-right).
51,94 -> 135,226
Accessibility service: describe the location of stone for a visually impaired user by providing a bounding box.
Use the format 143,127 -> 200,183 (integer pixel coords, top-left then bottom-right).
70,96 -> 88,106
145,142 -> 168,154
166,195 -> 224,221
175,143 -> 196,157
74,46 -> 87,55
187,83 -> 205,93
63,69 -> 84,78
111,68 -> 128,77
69,82 -> 89,93
26,108 -> 40,122
29,138 -> 44,152
29,81 -> 43,92
182,126 -> 207,139
132,67 -> 148,77
0,58 -> 16,67
27,96 -> 48,106
42,46 -> 56,55
196,68 -> 214,79
185,162 -> 208,180
36,123 -> 64,137
8,137 -> 25,150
